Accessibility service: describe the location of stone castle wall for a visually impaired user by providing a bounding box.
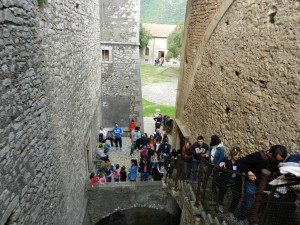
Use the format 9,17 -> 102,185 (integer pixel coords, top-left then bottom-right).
175,0 -> 300,153
100,0 -> 143,128
1,0 -> 102,224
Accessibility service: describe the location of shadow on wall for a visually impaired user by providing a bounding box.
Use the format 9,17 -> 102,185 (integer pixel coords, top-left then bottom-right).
96,207 -> 181,225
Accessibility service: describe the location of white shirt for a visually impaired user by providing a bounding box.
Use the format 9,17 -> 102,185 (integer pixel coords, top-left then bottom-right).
96,148 -> 106,159
99,129 -> 107,138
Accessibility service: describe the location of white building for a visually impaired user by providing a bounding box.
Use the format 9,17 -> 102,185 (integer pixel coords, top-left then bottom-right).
141,23 -> 176,64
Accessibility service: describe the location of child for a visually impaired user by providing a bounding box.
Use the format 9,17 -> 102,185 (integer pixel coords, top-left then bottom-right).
89,172 -> 99,188
151,151 -> 159,175
113,164 -> 121,182
120,166 -> 127,182
98,172 -> 106,185
128,159 -> 138,181
140,155 -> 150,181
103,161 -> 114,182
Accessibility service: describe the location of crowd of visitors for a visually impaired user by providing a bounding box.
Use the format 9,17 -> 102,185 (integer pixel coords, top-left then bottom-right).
179,134 -> 299,225
89,118 -> 299,225
90,115 -> 174,186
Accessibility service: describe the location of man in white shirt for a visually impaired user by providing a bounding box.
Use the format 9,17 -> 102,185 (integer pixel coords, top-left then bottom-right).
99,126 -> 115,146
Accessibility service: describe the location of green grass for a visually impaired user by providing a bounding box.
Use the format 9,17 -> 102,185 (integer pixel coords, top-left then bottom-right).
142,98 -> 175,118
140,64 -> 179,85
37,0 -> 48,8
140,64 -> 178,118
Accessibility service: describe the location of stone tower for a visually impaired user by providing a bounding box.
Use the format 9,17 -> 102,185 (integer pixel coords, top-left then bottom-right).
100,0 -> 143,129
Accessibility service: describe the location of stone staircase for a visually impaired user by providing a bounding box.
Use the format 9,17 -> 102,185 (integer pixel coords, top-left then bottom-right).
165,178 -> 238,225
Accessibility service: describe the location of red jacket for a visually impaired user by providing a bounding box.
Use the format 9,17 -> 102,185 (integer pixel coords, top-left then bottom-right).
129,121 -> 136,131
181,146 -> 192,161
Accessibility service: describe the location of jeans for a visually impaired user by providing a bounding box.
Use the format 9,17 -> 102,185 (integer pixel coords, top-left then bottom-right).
115,137 -> 122,148
237,180 -> 257,220
106,136 -> 115,146
218,183 -> 242,213
141,172 -> 149,181
136,138 -> 141,149
162,154 -> 168,168
104,143 -> 110,154
206,164 -> 218,194
182,161 -> 192,180
192,158 -> 200,182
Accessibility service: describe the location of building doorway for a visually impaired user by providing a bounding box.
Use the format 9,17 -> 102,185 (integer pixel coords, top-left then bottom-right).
158,51 -> 165,59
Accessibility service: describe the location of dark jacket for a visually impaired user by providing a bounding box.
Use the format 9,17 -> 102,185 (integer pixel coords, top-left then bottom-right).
189,142 -> 209,161
236,151 -> 279,184
218,157 -> 242,187
139,157 -> 151,173
181,146 -> 192,161
159,142 -> 171,156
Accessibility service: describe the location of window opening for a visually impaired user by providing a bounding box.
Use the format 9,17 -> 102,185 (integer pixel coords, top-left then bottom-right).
102,50 -> 109,61
145,47 -> 149,56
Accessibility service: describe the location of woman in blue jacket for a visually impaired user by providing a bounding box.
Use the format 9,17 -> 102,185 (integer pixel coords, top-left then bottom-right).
128,159 -> 138,181
205,135 -> 225,195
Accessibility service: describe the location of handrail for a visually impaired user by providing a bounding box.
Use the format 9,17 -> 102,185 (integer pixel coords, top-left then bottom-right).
170,158 -> 300,225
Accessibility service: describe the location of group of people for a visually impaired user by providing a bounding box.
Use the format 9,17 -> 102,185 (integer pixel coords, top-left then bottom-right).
89,162 -> 128,186
90,118 -> 176,186
91,121 -> 299,224
154,56 -> 164,66
180,134 -> 299,225
129,117 -> 176,181
153,114 -> 173,133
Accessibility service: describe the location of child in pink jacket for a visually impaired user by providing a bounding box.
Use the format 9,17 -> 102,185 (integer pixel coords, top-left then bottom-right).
98,172 -> 106,185
89,172 -> 99,188
113,164 -> 121,182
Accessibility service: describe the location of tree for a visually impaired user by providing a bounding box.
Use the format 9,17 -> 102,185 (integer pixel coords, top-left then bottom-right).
139,23 -> 152,50
166,22 -> 184,61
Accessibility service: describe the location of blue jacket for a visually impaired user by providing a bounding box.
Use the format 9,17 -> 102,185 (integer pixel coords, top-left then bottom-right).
206,144 -> 225,165
128,165 -> 138,181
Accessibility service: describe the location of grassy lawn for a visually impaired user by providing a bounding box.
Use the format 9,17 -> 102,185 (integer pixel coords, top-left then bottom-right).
140,64 -> 179,118
140,64 -> 179,85
142,98 -> 175,118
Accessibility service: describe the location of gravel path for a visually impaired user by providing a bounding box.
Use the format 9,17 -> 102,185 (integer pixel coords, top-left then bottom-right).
106,137 -> 141,180
142,82 -> 178,106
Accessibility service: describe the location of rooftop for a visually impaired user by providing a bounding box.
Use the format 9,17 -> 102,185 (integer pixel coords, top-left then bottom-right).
144,23 -> 176,38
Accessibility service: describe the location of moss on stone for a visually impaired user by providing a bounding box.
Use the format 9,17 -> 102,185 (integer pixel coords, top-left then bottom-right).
37,0 -> 48,8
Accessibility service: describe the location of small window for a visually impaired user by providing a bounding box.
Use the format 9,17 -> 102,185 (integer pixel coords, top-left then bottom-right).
145,47 -> 149,56
102,50 -> 109,61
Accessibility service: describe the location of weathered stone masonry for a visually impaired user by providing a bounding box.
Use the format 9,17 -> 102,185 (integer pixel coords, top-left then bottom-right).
100,0 -> 143,128
175,0 -> 300,153
1,0 -> 142,224
1,0 -> 102,224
